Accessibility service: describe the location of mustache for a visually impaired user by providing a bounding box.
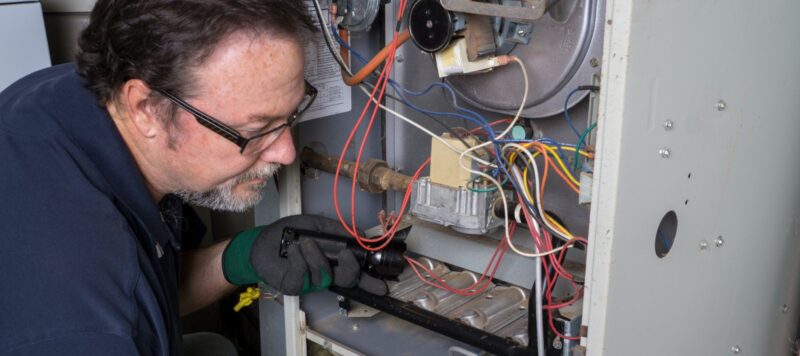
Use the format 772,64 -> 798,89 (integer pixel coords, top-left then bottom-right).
232,163 -> 280,185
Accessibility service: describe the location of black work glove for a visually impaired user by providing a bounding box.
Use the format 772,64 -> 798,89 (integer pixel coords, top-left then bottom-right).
222,215 -> 387,296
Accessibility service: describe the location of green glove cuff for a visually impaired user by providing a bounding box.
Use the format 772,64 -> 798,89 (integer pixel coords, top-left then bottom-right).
222,226 -> 264,285
301,268 -> 333,294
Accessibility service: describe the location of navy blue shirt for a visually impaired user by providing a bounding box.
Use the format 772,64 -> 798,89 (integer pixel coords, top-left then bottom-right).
0,64 -> 191,355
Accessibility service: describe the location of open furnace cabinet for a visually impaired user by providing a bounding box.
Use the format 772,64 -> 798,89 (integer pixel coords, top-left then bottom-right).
254,0 -> 800,354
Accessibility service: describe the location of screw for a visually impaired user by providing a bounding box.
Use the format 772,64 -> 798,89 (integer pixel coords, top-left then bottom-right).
699,240 -> 709,250
396,53 -> 405,63
337,296 -> 345,302
732,345 -> 741,353
663,120 -> 673,131
783,304 -> 789,313
517,29 -> 526,36
352,323 -> 360,331
659,148 -> 671,158
717,100 -> 727,111
590,57 -> 599,67
552,337 -> 563,350
715,236 -> 725,247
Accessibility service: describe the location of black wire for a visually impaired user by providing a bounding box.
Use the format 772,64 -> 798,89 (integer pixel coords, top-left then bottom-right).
311,0 -> 352,76
311,0 -> 478,154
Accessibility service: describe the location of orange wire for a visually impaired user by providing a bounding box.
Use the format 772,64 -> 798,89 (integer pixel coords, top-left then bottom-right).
341,31 -> 410,86
532,143 -> 579,193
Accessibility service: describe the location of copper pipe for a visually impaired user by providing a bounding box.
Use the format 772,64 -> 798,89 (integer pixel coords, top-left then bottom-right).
300,147 -> 413,193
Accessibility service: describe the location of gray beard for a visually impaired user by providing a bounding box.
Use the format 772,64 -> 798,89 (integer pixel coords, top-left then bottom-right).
174,163 -> 280,212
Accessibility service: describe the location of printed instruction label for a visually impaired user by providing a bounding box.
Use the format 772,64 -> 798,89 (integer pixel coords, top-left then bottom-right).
301,0 -> 351,121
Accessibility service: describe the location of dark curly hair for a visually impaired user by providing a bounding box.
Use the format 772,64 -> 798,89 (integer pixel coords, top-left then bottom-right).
77,0 -> 315,105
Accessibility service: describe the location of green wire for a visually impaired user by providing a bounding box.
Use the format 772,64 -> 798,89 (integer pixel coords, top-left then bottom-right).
573,122 -> 598,173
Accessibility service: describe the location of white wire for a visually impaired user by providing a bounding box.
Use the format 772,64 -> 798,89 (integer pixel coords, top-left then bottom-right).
494,57 -> 528,140
315,7 -> 495,167
358,85 -> 493,166
504,143 -> 573,241
322,15 -> 567,253
312,0 -> 353,76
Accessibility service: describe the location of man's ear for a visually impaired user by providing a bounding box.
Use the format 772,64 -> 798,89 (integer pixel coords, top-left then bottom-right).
118,79 -> 163,139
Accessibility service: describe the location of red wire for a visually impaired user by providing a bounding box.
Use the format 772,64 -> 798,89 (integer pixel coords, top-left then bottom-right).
333,9 -> 408,246
333,0 -> 412,247
402,223 -> 515,296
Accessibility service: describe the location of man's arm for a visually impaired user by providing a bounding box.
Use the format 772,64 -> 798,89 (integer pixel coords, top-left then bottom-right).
179,239 -> 237,316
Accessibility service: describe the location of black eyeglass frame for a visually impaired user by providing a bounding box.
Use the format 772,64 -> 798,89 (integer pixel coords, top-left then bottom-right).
154,80 -> 317,154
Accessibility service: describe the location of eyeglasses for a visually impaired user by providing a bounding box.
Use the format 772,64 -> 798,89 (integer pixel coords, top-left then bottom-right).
154,80 -> 317,155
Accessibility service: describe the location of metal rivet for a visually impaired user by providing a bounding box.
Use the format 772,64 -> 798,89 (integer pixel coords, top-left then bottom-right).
715,236 -> 725,247
663,120 -> 673,131
659,148 -> 671,158
352,323 -> 359,331
699,240 -> 709,250
717,100 -> 727,111
732,345 -> 741,353
590,58 -> 599,67
396,54 -> 404,63
782,304 -> 789,313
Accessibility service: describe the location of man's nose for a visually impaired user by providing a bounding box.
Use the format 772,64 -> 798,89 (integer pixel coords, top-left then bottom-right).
258,129 -> 296,165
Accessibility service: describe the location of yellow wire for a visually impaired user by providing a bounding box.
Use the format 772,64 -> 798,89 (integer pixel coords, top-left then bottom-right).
523,166 -> 533,202
536,145 -> 580,187
546,214 -> 573,238
548,145 -> 593,158
521,166 -> 575,238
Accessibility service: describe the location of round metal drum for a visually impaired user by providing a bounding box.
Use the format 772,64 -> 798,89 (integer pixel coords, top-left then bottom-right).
409,0 -> 456,53
446,0 -> 605,118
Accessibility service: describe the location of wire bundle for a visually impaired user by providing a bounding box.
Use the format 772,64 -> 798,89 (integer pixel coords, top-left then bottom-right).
311,1 -> 596,349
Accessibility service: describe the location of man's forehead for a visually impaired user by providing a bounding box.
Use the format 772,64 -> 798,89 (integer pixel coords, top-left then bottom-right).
191,32 -> 306,122
194,32 -> 304,91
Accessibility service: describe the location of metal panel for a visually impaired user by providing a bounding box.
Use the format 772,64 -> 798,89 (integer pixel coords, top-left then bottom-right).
39,0 -> 95,12
297,27 -> 385,229
0,2 -> 50,91
583,0 -> 800,355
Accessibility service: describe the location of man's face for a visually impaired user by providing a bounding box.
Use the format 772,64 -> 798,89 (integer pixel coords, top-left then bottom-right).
159,32 -> 305,212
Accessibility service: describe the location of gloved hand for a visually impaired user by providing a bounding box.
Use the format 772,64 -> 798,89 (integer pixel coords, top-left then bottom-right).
222,215 -> 387,296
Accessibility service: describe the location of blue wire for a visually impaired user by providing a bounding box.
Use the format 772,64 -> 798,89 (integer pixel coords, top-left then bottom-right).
332,24 -> 494,130
332,23 -> 554,219
331,24 -> 370,65
536,137 -> 571,165
563,88 -> 584,140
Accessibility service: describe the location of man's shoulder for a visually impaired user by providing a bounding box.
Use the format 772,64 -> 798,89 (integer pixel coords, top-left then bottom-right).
0,63 -> 101,138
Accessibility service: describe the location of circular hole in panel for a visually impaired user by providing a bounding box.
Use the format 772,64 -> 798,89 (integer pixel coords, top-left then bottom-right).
655,211 -> 678,258
684,199 -> 689,205
687,173 -> 692,179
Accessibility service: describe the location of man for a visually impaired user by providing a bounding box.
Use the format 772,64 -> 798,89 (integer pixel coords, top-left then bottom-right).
0,0 -> 382,354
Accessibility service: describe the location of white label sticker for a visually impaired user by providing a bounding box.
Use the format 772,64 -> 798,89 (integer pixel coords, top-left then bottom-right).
302,1 -> 352,121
